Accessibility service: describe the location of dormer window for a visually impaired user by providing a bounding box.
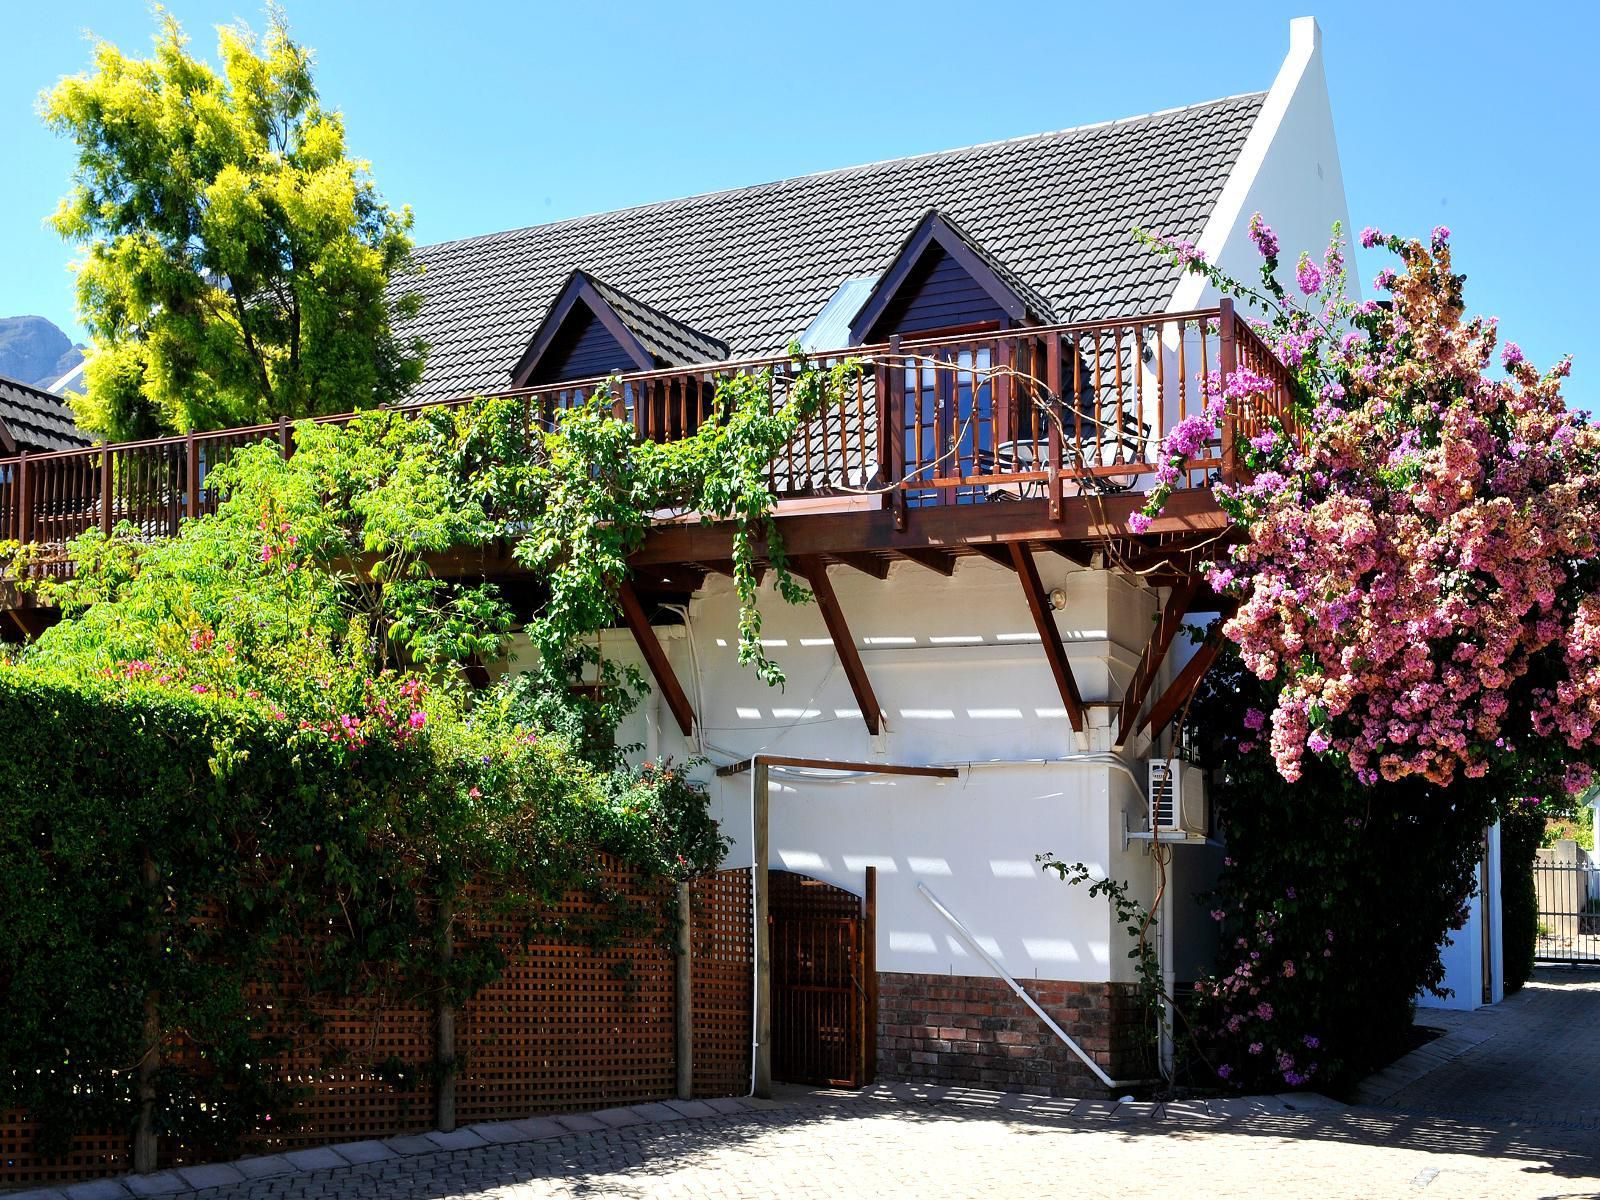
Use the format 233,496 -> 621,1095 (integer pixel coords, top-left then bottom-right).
511,271 -> 727,387
847,210 -> 1055,345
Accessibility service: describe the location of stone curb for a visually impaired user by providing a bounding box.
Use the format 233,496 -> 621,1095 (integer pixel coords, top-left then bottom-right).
13,1085 -> 1346,1199
16,1098 -> 762,1200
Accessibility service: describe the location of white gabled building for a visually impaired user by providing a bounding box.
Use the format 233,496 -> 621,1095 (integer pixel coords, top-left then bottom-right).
407,18 -> 1361,1091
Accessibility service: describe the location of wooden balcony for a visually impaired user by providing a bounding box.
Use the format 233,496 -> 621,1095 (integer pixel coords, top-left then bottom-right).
0,301 -> 1291,578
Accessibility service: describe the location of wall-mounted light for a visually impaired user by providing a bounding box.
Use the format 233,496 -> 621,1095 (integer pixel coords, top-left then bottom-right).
1048,587 -> 1068,611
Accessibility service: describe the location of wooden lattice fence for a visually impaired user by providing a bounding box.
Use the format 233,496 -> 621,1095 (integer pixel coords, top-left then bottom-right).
0,867 -> 752,1190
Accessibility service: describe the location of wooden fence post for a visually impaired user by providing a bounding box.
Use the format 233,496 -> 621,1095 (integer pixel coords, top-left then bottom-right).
675,882 -> 693,1100
133,851 -> 161,1174
435,896 -> 457,1132
862,865 -> 878,1086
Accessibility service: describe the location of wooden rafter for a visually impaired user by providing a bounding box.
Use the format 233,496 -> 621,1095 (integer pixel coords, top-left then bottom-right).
1048,542 -> 1095,569
617,580 -> 697,737
1008,543 -> 1086,732
894,547 -> 956,576
797,556 -> 884,735
968,544 -> 1017,571
833,552 -> 890,580
1139,635 -> 1223,741
1115,578 -> 1200,749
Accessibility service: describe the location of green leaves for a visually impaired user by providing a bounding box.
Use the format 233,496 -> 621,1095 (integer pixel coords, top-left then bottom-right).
43,9 -> 423,439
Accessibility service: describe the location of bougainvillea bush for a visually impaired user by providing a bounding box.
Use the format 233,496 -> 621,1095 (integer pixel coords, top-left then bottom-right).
1132,218 -> 1595,1091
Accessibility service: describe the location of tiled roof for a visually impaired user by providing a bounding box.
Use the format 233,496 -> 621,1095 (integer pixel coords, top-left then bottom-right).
582,273 -> 729,366
394,92 -> 1266,404
0,374 -> 90,453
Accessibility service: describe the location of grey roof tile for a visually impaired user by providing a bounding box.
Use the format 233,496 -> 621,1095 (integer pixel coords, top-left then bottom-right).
0,374 -> 91,453
391,92 -> 1265,404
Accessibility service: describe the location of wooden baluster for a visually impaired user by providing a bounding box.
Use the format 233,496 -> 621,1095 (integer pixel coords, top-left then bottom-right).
278,415 -> 292,459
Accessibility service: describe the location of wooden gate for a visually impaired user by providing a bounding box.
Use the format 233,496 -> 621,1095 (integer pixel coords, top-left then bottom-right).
769,871 -> 874,1087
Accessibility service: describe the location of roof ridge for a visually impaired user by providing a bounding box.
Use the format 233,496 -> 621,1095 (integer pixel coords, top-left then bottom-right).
413,90 -> 1268,255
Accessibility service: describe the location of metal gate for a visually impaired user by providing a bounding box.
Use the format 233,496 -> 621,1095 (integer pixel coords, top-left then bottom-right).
1534,857 -> 1600,964
769,871 -> 873,1087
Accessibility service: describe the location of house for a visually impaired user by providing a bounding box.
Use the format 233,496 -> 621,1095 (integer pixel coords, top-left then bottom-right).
0,372 -> 90,455
392,16 -> 1350,1091
0,19 -> 1376,1094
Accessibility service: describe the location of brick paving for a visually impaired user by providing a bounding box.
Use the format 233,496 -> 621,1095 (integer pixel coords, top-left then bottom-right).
1359,967 -> 1600,1130
15,971 -> 1599,1200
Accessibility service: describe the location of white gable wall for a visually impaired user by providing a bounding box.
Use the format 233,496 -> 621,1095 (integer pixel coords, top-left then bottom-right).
1170,16 -> 1360,315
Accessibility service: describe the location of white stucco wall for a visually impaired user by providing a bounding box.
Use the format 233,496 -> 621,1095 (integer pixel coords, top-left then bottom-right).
1170,16 -> 1359,315
502,556 -> 1177,986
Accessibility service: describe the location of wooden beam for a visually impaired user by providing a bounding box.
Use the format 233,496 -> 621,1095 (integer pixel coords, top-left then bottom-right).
1139,635 -> 1224,740
629,491 -> 1229,569
616,580 -> 697,737
833,552 -> 890,580
1008,542 -> 1086,732
715,755 -> 959,779
1115,578 -> 1200,749
894,547 -> 956,576
797,556 -> 884,735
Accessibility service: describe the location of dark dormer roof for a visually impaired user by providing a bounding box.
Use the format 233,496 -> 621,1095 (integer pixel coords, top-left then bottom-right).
848,209 -> 1057,344
511,270 -> 729,387
0,374 -> 91,454
394,91 -> 1266,403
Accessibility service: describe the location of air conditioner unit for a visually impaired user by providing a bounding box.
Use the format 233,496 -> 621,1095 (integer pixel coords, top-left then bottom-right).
1148,758 -> 1208,836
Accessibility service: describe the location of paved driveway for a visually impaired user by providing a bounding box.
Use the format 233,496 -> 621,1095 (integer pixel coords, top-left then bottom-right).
23,970 -> 1600,1200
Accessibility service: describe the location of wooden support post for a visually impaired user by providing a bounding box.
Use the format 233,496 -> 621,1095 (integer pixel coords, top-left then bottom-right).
617,580 -> 697,737
796,556 -> 883,735
277,415 -> 292,459
1115,578 -> 1199,749
15,452 -> 28,545
1045,336 -> 1063,521
887,335 -> 906,531
185,434 -> 199,521
1139,635 -> 1224,741
435,896 -> 457,1132
133,851 -> 161,1175
1218,298 -> 1238,484
752,758 -> 772,1099
100,450 -> 113,535
1009,542 -> 1086,732
862,865 -> 878,1086
675,881 -> 694,1101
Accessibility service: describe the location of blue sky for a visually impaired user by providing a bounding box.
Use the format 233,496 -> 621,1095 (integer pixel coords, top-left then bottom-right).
2,1 -> 1594,402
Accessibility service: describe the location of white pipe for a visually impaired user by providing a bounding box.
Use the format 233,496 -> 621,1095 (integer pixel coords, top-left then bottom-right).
746,761 -> 759,1098
916,882 -> 1154,1090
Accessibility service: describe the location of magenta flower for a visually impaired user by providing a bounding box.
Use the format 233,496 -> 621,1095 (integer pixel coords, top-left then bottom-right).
1296,253 -> 1322,296
1248,212 -> 1279,259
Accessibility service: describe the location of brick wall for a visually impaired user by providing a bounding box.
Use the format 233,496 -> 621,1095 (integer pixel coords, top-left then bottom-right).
876,973 -> 1148,1095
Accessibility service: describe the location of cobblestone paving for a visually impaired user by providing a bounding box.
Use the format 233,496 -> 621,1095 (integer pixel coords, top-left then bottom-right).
23,971 -> 1600,1200
1360,968 -> 1600,1131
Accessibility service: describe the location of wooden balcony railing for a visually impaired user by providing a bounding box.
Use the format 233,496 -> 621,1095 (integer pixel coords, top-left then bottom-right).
0,301 -> 1293,562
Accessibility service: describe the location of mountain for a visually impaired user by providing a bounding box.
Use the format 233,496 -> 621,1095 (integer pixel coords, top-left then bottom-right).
0,316 -> 86,390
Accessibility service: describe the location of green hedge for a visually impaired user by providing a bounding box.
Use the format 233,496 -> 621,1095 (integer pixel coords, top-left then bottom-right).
0,667 -> 719,1153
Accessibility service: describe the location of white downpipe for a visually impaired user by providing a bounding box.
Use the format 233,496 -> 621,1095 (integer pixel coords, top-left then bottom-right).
746,764 -> 759,1098
917,882 -> 1153,1091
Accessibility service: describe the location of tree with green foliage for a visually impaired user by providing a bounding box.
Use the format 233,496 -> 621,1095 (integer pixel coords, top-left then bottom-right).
43,8 -> 423,441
